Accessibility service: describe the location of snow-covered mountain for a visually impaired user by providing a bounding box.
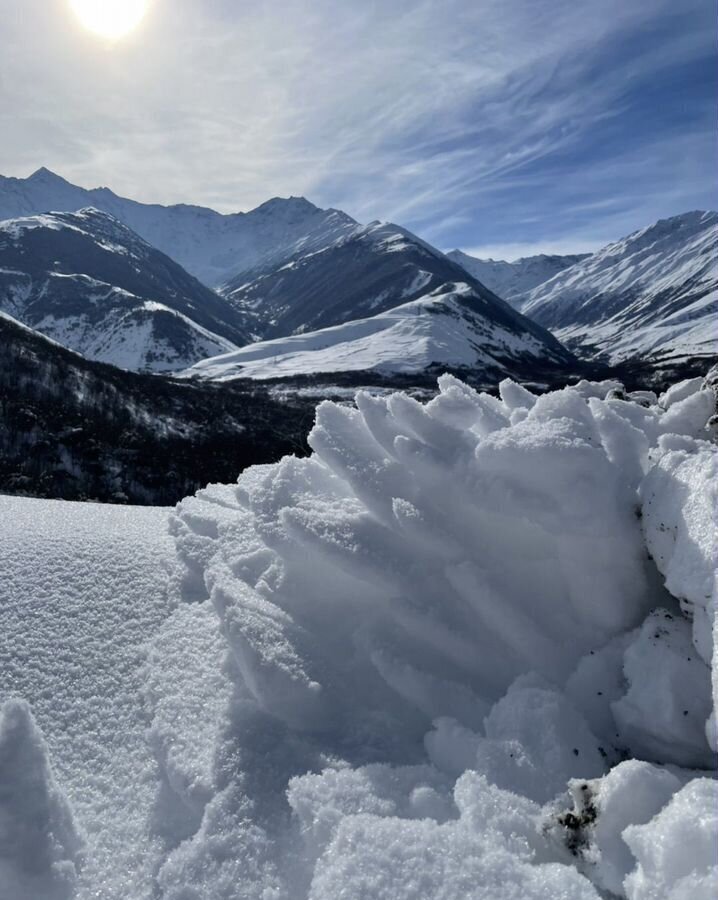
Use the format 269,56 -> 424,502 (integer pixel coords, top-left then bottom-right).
188,281 -> 573,381
220,220 -> 569,345
0,168 -> 356,287
0,208 -> 252,371
447,249 -> 590,304
520,211 -> 718,364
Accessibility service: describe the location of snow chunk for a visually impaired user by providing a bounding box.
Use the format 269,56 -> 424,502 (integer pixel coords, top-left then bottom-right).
641,442 -> 718,665
0,700 -> 83,900
612,610 -> 714,769
308,774 -> 601,900
623,779 -> 718,900
549,760 -> 684,896
426,676 -> 605,805
659,376 -> 705,409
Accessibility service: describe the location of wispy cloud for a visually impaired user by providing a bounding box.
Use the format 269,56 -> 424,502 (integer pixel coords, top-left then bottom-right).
0,0 -> 714,254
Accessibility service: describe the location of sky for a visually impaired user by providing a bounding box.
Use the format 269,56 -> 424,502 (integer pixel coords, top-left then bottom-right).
0,0 -> 716,259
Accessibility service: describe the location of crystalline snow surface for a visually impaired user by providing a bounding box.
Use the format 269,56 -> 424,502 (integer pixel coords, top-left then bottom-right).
2,373 -> 717,899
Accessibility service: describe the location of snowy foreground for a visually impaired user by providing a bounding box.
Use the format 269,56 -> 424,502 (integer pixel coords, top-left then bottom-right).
1,372 -> 717,899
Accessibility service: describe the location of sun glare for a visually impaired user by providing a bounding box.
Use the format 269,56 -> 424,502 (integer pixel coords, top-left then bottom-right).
70,0 -> 148,40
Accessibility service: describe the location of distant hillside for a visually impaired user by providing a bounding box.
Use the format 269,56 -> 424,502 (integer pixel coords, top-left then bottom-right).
0,312 -> 311,504
0,208 -> 250,371
520,211 -> 718,365
447,250 -> 590,304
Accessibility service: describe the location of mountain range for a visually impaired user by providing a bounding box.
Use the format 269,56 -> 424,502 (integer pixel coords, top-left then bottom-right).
187,281 -> 572,382
0,171 -> 573,379
0,168 -> 355,287
0,169 -> 715,385
0,167 -> 715,504
0,208 -> 250,371
517,210 -> 718,365
446,250 -> 590,304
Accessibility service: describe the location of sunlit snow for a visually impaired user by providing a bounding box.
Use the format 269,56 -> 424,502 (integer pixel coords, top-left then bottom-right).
1,371 -> 716,899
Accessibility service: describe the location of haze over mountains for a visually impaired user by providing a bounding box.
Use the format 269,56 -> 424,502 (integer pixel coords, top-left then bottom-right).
0,167 -> 356,287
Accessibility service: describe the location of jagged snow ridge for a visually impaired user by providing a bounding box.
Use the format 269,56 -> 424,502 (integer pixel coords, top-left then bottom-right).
153,371 -> 717,898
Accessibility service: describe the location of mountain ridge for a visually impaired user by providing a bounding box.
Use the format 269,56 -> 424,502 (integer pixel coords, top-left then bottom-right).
0,207 -> 251,371
519,210 -> 718,365
447,249 -> 591,305
0,169 -> 357,286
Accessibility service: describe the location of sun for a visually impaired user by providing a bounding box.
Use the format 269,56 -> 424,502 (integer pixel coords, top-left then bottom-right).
70,0 -> 148,40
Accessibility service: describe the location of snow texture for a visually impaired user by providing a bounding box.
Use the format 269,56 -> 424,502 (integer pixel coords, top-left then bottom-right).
154,371 -> 716,897
623,778 -> 718,899
2,372 -> 717,899
0,497 -> 173,899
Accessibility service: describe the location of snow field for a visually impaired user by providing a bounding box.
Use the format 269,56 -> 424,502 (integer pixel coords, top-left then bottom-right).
0,498 -> 173,899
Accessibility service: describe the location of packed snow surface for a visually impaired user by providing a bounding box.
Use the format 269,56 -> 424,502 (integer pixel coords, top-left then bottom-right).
2,371 -> 717,898
0,498 -> 173,898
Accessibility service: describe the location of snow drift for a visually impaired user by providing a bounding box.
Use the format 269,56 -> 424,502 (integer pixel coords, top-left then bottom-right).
151,369 -> 717,898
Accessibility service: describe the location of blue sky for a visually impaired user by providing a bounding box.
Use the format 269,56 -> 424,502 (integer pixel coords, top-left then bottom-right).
0,0 -> 715,258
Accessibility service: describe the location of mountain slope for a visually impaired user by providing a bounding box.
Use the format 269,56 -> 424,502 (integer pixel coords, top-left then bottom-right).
447,250 -> 590,304
0,311 -> 311,503
187,282 -> 574,382
0,208 -> 253,371
0,168 -> 356,286
220,220 -> 572,351
520,211 -> 718,364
